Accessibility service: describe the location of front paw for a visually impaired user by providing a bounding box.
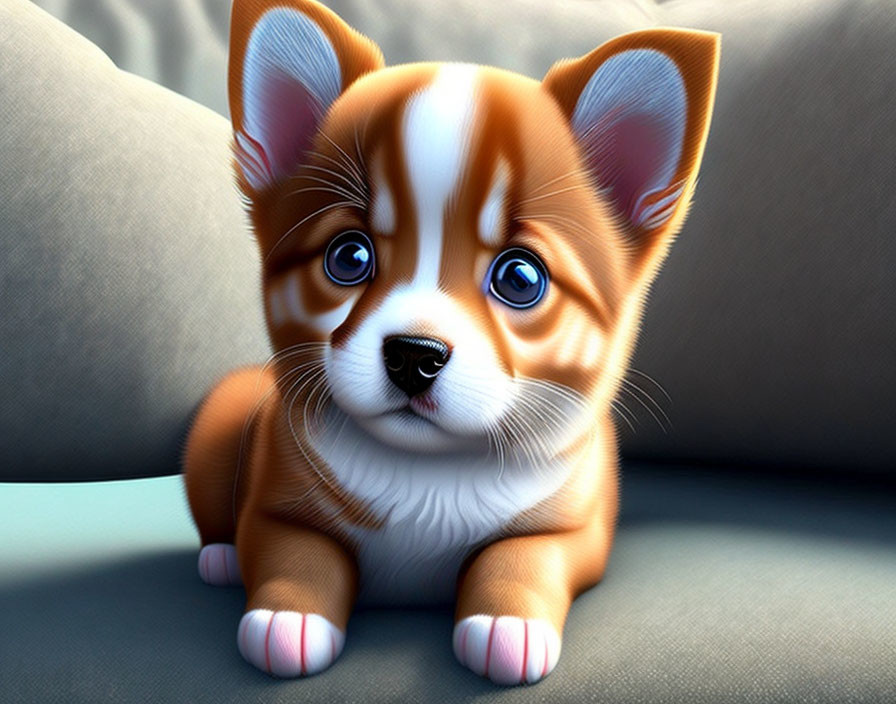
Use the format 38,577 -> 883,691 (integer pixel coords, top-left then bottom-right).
453,615 -> 561,686
238,609 -> 345,678
198,543 -> 242,586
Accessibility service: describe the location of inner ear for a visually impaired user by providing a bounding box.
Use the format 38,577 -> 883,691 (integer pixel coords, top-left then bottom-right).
239,8 -> 343,190
571,49 -> 686,230
229,0 -> 385,195
542,29 -> 720,268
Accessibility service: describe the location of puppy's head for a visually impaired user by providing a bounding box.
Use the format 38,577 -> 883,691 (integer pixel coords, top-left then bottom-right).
228,0 -> 719,457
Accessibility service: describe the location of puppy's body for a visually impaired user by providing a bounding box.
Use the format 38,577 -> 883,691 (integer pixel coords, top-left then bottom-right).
184,0 -> 718,685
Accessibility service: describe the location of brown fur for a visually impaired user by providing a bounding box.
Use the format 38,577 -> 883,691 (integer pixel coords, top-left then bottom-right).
184,0 -> 719,681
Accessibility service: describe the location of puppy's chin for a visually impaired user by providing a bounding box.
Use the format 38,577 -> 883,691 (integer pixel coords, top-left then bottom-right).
355,410 -> 469,453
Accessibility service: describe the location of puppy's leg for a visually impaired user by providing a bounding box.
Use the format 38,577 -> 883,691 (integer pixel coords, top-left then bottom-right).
453,514 -> 614,685
236,510 -> 358,677
183,365 -> 274,586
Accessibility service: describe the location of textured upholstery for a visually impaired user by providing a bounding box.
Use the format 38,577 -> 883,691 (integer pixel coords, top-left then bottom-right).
0,0 -> 269,480
2,464 -> 895,702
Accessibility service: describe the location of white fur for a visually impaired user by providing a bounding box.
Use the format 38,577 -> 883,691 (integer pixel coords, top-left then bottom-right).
313,62 -> 590,608
238,609 -> 344,677
267,273 -> 357,333
325,287 -> 512,450
198,543 -> 241,586
453,615 -> 560,685
309,410 -> 576,606
402,64 -> 478,287
478,160 -> 509,246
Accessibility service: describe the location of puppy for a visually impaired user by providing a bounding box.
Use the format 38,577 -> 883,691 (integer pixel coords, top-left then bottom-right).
184,0 -> 719,685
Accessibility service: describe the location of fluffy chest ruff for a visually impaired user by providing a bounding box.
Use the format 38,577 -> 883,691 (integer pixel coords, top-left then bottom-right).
309,412 -> 577,606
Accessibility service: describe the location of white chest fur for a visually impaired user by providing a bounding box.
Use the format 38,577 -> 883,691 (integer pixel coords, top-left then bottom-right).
309,413 -> 575,606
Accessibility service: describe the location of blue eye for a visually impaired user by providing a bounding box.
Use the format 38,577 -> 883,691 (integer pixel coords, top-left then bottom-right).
324,231 -> 374,285
488,247 -> 549,309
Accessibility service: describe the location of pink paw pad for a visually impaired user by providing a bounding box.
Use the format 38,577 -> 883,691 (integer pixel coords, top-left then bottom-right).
238,609 -> 345,678
197,543 -> 242,586
453,615 -> 561,686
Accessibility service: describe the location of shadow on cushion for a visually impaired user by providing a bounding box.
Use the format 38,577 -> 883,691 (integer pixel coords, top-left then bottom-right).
2,466 -> 894,703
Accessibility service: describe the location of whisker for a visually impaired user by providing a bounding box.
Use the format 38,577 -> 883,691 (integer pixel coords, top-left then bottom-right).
301,371 -> 332,437
497,409 -> 540,477
282,363 -> 345,499
620,378 -> 672,433
282,186 -> 365,208
319,131 -> 367,187
353,120 -> 369,176
610,399 -> 637,434
492,375 -> 593,475
489,425 -> 506,478
518,184 -> 586,205
302,148 -> 367,194
264,200 -> 362,264
283,177 -> 367,207
627,368 -> 673,405
617,386 -> 665,433
296,163 -> 368,199
527,167 -> 590,196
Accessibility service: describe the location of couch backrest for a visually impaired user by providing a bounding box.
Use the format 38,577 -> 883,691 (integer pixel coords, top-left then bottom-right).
3,0 -> 894,480
0,0 -> 269,480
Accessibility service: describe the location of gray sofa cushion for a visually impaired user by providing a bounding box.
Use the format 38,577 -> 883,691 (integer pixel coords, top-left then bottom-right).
0,0 -> 269,480
6,0 -> 896,479
3,465 -> 894,702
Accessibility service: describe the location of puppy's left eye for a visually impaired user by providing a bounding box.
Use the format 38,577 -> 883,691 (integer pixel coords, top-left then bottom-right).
487,247 -> 549,309
324,230 -> 375,285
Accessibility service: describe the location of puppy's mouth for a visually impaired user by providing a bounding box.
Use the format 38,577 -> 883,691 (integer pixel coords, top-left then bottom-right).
408,394 -> 438,416
383,394 -> 439,424
351,393 -> 471,453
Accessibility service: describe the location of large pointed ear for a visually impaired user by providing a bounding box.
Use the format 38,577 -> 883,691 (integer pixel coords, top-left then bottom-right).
543,29 -> 720,270
228,0 -> 384,195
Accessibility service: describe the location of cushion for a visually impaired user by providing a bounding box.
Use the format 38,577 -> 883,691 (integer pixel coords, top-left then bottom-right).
0,0 -> 268,480
9,0 -> 896,478
2,464 -> 894,701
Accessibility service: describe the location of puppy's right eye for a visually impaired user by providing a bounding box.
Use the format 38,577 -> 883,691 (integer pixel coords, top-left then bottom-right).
324,230 -> 375,285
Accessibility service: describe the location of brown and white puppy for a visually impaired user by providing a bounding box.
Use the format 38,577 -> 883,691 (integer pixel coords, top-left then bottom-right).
183,0 -> 719,685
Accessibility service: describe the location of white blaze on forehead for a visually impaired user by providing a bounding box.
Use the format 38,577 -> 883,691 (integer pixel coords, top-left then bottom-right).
267,272 -> 357,333
478,159 -> 509,246
402,64 -> 479,288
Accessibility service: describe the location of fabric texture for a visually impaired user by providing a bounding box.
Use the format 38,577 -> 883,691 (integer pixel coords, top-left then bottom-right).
0,0 -> 269,480
2,465 -> 894,702
19,0 -> 896,477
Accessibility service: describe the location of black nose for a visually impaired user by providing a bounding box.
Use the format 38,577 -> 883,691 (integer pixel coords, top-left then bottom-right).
383,335 -> 451,397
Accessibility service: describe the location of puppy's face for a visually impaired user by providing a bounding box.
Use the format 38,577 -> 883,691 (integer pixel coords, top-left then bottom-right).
229,1 -> 719,456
